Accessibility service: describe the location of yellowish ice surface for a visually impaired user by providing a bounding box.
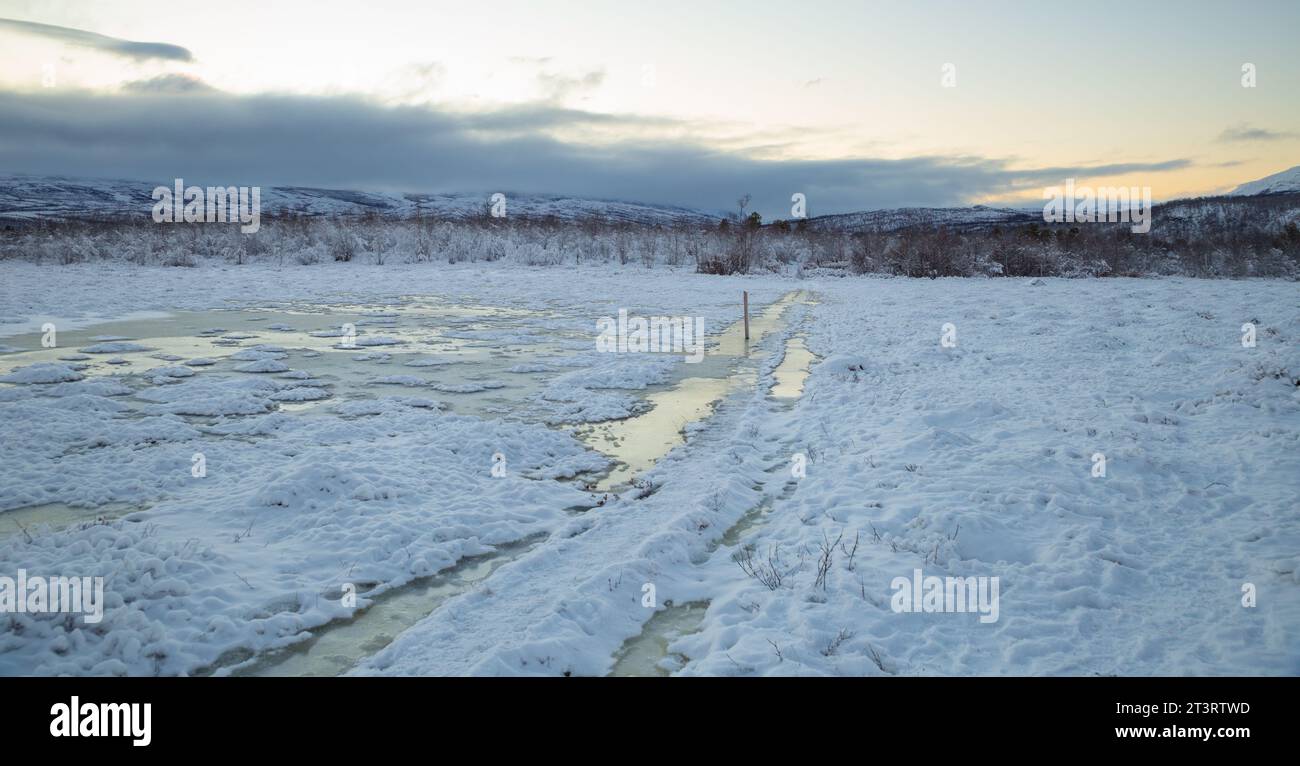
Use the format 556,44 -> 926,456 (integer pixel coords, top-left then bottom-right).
770,335 -> 817,399
581,291 -> 813,490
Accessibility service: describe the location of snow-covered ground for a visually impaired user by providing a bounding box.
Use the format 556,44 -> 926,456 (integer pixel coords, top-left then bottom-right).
1,261 -> 1297,675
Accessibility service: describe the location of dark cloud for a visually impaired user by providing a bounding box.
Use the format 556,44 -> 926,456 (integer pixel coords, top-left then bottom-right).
456,103 -> 685,133
0,18 -> 193,62
1216,124 -> 1296,143
0,88 -> 1192,217
1010,159 -> 1192,180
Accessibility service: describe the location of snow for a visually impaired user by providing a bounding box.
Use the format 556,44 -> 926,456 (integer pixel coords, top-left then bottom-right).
0,407 -> 605,675
367,375 -> 432,387
331,396 -> 443,417
0,363 -> 85,384
403,357 -> 456,367
233,360 -> 291,374
133,377 -> 281,417
1230,165 -> 1300,196
352,336 -> 404,347
79,341 -> 153,354
358,274 -> 1300,677
428,381 -> 506,394
145,366 -> 195,379
268,386 -> 332,402
1,260 -> 1297,677
807,204 -> 1038,233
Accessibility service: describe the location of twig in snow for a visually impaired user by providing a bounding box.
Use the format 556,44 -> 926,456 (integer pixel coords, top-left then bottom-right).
732,543 -> 791,590
840,530 -> 860,572
815,529 -> 844,590
822,627 -> 853,656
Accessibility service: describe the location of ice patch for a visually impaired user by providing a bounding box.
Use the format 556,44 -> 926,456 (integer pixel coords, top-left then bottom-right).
79,342 -> 153,354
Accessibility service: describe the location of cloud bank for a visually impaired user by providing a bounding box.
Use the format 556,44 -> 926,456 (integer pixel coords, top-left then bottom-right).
0,87 -> 1192,216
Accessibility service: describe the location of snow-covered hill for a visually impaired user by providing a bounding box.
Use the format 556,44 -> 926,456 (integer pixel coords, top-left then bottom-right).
0,174 -> 726,227
6,167 -> 1300,233
802,205 -> 1038,233
1230,165 -> 1300,196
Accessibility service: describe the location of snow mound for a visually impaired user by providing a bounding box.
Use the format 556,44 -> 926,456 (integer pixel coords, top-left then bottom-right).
0,363 -> 85,384
268,387 -> 332,402
135,377 -> 278,416
818,354 -> 874,379
145,366 -> 195,379
233,360 -> 290,373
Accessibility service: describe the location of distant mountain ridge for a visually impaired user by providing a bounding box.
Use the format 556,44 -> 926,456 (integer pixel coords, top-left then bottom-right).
0,173 -> 1054,232
0,174 -> 727,227
1,165 -> 1297,231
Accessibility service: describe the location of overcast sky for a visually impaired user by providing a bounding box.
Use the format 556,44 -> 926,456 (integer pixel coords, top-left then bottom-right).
1,0 -> 1297,216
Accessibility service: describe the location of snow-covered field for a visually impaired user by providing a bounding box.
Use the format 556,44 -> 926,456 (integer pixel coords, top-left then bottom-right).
1,261 -> 1297,675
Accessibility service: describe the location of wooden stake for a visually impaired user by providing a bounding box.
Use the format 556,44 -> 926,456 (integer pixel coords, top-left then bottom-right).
743,290 -> 750,340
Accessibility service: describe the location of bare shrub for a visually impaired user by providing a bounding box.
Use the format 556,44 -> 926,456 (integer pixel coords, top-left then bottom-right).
732,543 -> 793,590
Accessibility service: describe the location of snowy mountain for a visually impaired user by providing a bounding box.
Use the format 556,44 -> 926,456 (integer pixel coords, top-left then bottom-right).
0,174 -> 726,227
1229,165 -> 1300,196
6,168 -> 1299,232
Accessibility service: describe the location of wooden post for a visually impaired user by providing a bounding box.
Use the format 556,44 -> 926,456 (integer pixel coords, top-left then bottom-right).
743,291 -> 750,340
